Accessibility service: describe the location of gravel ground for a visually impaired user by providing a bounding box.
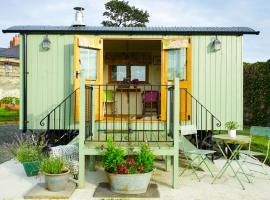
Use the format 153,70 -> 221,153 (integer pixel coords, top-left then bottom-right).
0,124 -> 22,163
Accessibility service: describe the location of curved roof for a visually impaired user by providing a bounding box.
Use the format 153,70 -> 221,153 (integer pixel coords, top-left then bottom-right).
2,26 -> 259,35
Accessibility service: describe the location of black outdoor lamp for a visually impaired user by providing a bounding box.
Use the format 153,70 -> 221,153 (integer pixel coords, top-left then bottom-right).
42,35 -> 51,51
212,36 -> 222,51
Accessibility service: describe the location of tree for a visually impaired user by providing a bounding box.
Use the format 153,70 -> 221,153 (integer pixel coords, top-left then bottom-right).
101,0 -> 149,27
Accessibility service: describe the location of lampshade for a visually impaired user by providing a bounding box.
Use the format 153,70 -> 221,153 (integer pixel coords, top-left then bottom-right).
42,35 -> 51,51
212,37 -> 221,51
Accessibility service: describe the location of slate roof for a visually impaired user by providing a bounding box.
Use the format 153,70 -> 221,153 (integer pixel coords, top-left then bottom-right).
2,26 -> 259,35
0,46 -> 19,59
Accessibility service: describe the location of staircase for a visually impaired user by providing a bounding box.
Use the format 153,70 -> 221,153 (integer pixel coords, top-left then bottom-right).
39,88 -> 80,146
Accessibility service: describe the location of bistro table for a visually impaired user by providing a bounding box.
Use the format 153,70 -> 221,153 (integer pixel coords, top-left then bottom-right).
212,134 -> 252,190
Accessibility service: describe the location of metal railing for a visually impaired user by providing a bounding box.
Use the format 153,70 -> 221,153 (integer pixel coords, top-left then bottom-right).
40,88 -> 79,145
84,83 -> 174,144
180,88 -> 221,149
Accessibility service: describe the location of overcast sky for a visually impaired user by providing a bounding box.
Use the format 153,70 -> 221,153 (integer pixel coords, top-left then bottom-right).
0,0 -> 269,62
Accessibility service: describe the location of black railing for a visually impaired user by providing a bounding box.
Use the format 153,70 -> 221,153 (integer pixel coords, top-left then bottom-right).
85,83 -> 174,144
40,88 -> 79,145
180,88 -> 221,149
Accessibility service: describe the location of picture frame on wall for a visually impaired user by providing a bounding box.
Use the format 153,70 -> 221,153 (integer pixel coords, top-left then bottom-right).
153,56 -> 161,65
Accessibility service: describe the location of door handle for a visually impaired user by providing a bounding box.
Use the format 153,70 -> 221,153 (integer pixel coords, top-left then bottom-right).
75,71 -> 80,78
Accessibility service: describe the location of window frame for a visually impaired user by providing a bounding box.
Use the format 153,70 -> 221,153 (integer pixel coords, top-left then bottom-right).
108,64 -> 149,84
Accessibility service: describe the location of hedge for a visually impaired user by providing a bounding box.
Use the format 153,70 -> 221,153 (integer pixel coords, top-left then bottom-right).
0,97 -> 20,105
243,60 -> 270,126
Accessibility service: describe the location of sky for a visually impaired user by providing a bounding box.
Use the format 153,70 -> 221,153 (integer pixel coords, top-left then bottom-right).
0,0 -> 269,62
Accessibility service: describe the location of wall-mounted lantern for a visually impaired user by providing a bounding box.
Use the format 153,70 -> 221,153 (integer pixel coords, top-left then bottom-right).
212,36 -> 221,51
42,35 -> 51,51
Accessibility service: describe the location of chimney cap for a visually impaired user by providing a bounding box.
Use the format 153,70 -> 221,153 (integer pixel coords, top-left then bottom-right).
74,7 -> 85,11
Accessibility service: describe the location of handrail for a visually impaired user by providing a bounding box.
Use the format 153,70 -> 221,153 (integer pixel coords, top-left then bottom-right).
181,88 -> 221,127
40,88 -> 79,127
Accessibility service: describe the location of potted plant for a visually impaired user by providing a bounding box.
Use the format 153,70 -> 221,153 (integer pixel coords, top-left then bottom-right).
40,157 -> 70,191
132,79 -> 139,88
225,121 -> 239,137
102,141 -> 155,194
16,142 -> 43,176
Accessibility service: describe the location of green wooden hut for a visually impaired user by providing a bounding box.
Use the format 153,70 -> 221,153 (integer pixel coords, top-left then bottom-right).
2,25 -> 259,188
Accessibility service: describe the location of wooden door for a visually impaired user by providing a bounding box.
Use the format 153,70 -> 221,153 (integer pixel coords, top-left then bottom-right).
73,36 -> 103,121
162,38 -> 192,121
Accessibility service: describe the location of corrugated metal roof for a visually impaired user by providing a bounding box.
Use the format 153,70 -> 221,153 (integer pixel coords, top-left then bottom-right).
0,46 -> 19,59
2,26 -> 259,35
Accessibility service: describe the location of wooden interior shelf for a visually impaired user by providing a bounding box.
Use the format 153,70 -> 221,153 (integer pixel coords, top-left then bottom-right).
116,87 -> 141,92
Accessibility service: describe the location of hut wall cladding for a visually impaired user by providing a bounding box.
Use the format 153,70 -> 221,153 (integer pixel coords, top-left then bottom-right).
26,35 -> 74,129
192,35 -> 243,130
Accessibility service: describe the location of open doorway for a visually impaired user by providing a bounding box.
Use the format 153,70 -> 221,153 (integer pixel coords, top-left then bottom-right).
102,40 -> 162,120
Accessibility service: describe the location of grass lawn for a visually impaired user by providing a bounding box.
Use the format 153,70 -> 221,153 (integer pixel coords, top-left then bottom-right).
0,107 -> 19,122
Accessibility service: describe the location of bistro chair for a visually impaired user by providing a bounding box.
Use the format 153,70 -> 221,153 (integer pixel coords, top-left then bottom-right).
238,126 -> 270,179
103,90 -> 116,116
142,91 -> 160,116
180,125 -> 216,181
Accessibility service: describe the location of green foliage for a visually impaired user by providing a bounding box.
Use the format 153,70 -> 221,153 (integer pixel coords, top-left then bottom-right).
2,132 -> 47,162
244,60 -> 270,126
101,0 -> 149,27
102,140 -> 126,173
102,141 -> 155,174
0,97 -> 19,105
0,107 -> 19,122
225,121 -> 239,130
136,143 -> 155,173
40,157 -> 67,174
16,143 -> 43,163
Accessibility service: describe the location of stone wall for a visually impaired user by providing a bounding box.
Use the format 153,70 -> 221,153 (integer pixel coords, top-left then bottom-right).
0,58 -> 20,99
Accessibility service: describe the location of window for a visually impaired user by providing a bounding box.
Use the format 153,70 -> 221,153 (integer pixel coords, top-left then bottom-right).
109,65 -> 148,83
167,48 -> 186,80
111,65 -> 127,81
80,48 -> 97,80
130,65 -> 146,82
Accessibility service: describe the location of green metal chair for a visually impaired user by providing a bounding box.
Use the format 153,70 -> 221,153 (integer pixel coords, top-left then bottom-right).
180,125 -> 216,181
239,126 -> 270,179
103,90 -> 116,116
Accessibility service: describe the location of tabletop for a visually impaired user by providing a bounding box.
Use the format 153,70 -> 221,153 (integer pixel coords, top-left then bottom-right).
213,134 -> 250,145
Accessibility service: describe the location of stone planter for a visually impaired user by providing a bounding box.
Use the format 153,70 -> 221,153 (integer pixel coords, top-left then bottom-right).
22,161 -> 40,176
107,171 -> 152,194
44,170 -> 70,192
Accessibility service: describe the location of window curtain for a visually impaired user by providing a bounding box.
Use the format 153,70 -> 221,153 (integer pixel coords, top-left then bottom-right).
167,48 -> 186,80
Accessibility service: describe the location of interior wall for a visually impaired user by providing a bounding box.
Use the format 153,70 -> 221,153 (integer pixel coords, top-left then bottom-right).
103,40 -> 161,115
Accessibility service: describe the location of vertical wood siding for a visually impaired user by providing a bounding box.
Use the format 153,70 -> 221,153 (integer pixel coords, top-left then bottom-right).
192,35 -> 243,130
26,35 -> 74,129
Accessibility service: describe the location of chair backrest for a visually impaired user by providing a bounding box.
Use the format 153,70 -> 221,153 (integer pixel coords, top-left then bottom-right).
180,125 -> 197,136
142,91 -> 159,103
103,90 -> 114,102
180,124 -> 198,148
250,126 -> 270,138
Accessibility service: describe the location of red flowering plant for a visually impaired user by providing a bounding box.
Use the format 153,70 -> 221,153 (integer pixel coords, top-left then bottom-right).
102,140 -> 155,175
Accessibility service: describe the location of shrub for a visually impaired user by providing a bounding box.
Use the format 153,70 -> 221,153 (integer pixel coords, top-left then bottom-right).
102,141 -> 155,174
244,60 -> 270,126
16,143 -> 43,163
2,133 -> 47,163
102,140 -> 126,173
136,143 -> 155,173
0,97 -> 19,105
40,157 -> 68,174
